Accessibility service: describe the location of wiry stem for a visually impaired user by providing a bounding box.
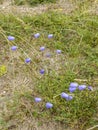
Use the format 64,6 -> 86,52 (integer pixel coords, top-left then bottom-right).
87,125 -> 98,130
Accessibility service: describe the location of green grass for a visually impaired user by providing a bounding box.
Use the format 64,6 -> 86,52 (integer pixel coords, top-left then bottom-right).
13,0 -> 56,6
0,1 -> 98,129
0,65 -> 7,76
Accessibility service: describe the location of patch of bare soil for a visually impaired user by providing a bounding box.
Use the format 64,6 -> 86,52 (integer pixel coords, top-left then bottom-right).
5,118 -> 75,130
89,1 -> 98,15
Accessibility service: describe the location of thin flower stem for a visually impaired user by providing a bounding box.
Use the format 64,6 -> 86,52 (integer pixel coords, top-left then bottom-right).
53,94 -> 60,99
86,125 -> 98,130
74,78 -> 98,82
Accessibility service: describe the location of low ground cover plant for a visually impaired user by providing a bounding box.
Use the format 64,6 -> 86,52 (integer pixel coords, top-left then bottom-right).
0,7 -> 98,130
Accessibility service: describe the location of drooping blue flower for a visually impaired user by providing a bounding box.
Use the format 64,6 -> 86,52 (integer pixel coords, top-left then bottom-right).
25,58 -> 31,63
70,82 -> 78,88
46,53 -> 51,57
67,95 -> 73,101
11,46 -> 18,51
34,33 -> 40,38
61,92 -> 69,99
46,102 -> 53,109
69,82 -> 78,92
8,36 -> 15,41
48,34 -> 53,39
40,69 -> 45,74
88,86 -> 93,91
56,50 -> 61,54
78,85 -> 86,91
40,46 -> 45,51
61,92 -> 73,101
34,97 -> 42,102
69,87 -> 76,93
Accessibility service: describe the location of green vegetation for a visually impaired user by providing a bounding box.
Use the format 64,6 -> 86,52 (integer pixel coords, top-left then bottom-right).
0,0 -> 98,130
13,0 -> 56,6
0,65 -> 7,76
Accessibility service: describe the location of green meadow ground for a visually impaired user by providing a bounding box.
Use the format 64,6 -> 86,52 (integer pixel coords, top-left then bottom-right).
0,0 -> 98,130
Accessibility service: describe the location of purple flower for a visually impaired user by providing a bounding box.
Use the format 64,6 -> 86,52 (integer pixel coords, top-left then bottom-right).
48,34 -> 53,39
40,46 -> 45,51
69,87 -> 76,93
78,85 -> 86,91
46,53 -> 51,57
61,92 -> 73,101
46,102 -> 53,109
61,92 -> 69,99
40,69 -> 45,74
56,50 -> 61,54
70,82 -> 78,88
25,58 -> 31,63
34,97 -> 42,102
11,46 -> 18,51
67,95 -> 73,101
8,36 -> 15,41
34,33 -> 40,38
69,82 -> 78,92
88,86 -> 93,91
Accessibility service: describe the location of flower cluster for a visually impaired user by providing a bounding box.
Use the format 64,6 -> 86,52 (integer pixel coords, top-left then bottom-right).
35,82 -> 93,109
61,92 -> 73,101
8,35 -> 62,74
69,82 -> 93,92
34,97 -> 53,109
33,33 -> 53,39
34,82 -> 93,109
8,35 -> 93,110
